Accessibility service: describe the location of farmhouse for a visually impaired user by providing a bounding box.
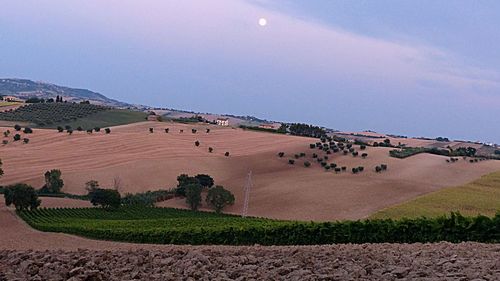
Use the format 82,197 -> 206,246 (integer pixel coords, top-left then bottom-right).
216,117 -> 229,126
147,115 -> 160,121
2,96 -> 24,103
259,123 -> 277,130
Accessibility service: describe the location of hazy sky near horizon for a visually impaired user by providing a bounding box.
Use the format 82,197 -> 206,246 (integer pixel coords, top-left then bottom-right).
1,0 -> 500,142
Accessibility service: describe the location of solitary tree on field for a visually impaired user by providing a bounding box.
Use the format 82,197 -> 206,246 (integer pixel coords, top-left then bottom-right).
206,185 -> 235,213
42,169 -> 64,193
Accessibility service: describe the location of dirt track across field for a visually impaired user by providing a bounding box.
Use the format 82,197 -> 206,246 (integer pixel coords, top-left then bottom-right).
2,121 -> 500,221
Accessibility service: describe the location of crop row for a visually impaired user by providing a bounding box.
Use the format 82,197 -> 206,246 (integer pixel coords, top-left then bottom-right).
0,103 -> 110,126
18,207 -> 500,245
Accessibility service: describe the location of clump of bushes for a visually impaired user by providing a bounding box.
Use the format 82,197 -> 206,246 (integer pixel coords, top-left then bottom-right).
278,152 -> 285,158
361,153 -> 368,158
288,159 -> 295,165
225,152 -> 230,157
195,140 -> 200,147
208,147 -> 213,153
13,134 -> 21,141
105,128 -> 111,134
206,186 -> 235,213
304,161 -> 311,167
149,128 -> 154,133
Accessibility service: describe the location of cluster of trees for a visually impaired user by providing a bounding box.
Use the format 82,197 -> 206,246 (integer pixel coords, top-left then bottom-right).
283,123 -> 326,138
375,164 -> 388,173
25,95 -> 65,104
373,139 -> 393,147
352,166 -> 364,174
175,174 -> 234,213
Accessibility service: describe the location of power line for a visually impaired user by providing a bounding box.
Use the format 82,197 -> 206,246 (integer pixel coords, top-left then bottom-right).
242,170 -> 252,218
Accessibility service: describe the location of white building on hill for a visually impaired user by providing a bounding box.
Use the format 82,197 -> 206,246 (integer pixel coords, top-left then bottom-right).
216,118 -> 229,126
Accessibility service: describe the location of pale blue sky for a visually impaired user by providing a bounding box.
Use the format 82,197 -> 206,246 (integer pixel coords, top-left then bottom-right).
1,0 -> 499,142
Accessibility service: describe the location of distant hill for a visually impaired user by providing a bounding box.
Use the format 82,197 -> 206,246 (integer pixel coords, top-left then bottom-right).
0,78 -> 130,107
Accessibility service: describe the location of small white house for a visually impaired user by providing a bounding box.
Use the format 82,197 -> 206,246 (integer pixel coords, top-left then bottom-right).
216,118 -> 229,126
2,96 -> 24,103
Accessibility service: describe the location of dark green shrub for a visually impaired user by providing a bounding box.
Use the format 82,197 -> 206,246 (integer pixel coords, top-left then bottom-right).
208,147 -> 213,153
343,150 -> 348,155
206,185 -> 235,213
192,129 -> 197,134
165,128 -> 169,133
13,134 -> 21,141
57,126 -> 64,132
288,159 -> 295,165
294,154 -> 300,159
23,138 -> 29,144
320,161 -> 327,167
352,151 -> 359,157
304,161 -> 311,167
278,152 -> 285,157
105,128 -> 111,134
341,166 -> 347,171
358,166 -> 364,172
375,166 -> 382,173
381,164 -> 388,170
195,140 -> 200,146
206,128 -> 210,133
312,153 -> 317,158
225,152 -> 230,157
330,163 -> 337,168
88,188 -> 121,209
14,124 -> 21,131
310,144 -> 316,149
352,168 -> 359,174
149,128 -> 154,133
300,152 -> 306,157
2,140 -> 7,145
77,126 -> 83,131
360,145 -> 366,150
94,127 -> 101,132
334,168 -> 341,173
23,127 -> 33,134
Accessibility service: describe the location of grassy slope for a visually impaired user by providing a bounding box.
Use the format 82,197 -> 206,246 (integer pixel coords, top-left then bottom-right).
370,171 -> 500,219
43,109 -> 147,129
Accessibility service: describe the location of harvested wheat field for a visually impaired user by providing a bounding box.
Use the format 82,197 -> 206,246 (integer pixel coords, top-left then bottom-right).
1,121 -> 500,221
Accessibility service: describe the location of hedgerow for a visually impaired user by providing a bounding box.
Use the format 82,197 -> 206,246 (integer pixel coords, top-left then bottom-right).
17,208 -> 500,245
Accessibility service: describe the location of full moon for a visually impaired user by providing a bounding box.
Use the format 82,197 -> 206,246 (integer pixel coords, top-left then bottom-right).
258,18 -> 267,26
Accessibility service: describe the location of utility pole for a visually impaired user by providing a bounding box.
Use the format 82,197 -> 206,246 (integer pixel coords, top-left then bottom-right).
242,170 -> 252,218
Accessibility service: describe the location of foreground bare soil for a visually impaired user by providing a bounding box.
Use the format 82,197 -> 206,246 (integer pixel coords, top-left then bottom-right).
2,122 -> 500,221
1,197 -> 499,280
1,243 -> 499,280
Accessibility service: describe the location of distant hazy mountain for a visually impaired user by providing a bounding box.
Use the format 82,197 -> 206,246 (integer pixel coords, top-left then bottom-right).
0,78 -> 131,107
